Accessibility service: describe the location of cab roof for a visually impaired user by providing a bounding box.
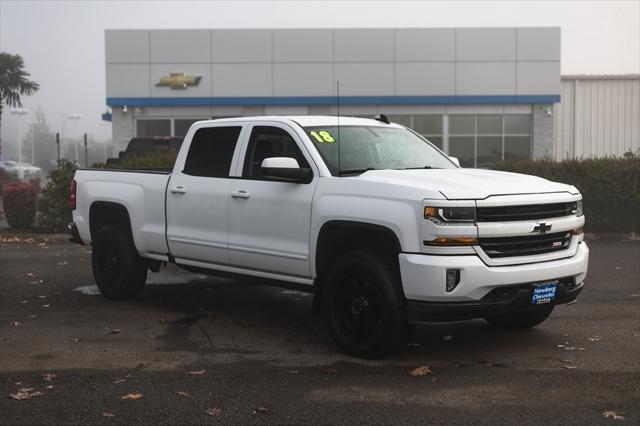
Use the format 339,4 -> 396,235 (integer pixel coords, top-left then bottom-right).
194,115 -> 402,128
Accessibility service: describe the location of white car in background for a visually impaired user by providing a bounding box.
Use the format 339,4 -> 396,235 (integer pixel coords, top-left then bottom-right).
0,160 -> 43,179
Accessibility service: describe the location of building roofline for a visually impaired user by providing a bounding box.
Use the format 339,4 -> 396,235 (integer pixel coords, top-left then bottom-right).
561,74 -> 640,81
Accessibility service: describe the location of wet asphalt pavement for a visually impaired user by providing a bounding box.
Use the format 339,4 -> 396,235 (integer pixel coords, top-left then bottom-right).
1,235 -> 639,424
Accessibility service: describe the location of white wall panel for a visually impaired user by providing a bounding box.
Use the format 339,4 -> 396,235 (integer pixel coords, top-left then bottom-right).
395,63 -> 455,95
395,29 -> 455,62
554,76 -> 640,159
273,29 -> 333,62
211,30 -> 271,63
273,63 -> 334,96
456,28 -> 516,61
212,64 -> 272,96
106,30 -> 149,63
456,62 -> 516,95
334,29 -> 394,62
150,30 -> 210,63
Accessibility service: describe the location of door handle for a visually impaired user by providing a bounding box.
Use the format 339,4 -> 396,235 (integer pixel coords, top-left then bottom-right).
231,190 -> 250,199
170,186 -> 187,194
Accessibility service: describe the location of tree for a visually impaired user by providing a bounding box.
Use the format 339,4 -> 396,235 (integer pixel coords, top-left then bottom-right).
0,52 -> 39,157
21,107 -> 55,169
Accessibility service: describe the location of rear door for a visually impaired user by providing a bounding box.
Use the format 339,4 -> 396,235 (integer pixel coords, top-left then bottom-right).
228,123 -> 318,278
166,124 -> 244,265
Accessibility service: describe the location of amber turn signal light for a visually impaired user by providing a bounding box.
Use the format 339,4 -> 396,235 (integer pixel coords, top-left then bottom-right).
423,237 -> 478,246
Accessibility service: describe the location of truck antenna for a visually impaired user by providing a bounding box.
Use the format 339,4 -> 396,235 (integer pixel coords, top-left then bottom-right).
337,80 -> 341,175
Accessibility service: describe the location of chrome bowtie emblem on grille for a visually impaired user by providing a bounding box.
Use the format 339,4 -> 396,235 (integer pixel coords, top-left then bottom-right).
532,222 -> 552,234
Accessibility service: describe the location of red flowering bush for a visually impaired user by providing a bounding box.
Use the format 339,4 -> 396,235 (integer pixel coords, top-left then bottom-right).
1,180 -> 37,229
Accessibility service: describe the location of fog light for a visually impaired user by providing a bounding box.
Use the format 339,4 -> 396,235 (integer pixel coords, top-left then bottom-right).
446,269 -> 461,292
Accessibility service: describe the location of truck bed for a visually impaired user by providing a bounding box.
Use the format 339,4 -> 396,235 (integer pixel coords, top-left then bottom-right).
73,168 -> 172,259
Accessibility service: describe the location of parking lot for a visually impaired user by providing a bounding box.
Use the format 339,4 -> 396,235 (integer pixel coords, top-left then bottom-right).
1,235 -> 639,424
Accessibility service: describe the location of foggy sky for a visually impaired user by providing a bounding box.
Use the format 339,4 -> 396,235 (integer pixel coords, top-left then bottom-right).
1,0 -> 639,161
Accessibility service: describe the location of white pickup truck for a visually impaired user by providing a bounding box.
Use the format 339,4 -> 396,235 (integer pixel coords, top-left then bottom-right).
71,116 -> 588,358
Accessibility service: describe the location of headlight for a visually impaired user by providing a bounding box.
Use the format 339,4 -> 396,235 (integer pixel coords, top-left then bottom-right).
424,206 -> 476,224
571,200 -> 583,217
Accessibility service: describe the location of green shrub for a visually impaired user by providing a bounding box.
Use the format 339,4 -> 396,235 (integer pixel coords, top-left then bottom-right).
105,149 -> 178,170
492,154 -> 640,233
1,180 -> 37,229
38,160 -> 77,232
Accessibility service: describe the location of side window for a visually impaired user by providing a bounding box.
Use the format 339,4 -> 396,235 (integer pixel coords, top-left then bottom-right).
183,126 -> 242,177
242,126 -> 311,179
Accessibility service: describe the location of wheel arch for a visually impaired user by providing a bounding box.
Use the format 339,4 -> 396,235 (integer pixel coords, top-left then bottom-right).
89,201 -> 134,245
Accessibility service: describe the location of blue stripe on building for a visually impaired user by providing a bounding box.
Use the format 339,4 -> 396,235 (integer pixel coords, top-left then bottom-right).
106,95 -> 561,107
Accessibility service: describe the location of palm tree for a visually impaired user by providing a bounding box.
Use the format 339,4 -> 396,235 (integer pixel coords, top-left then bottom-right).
0,52 -> 39,157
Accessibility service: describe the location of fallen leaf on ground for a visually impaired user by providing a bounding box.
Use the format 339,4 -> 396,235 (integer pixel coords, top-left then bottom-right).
253,406 -> 268,414
480,361 -> 507,368
206,407 -> 222,416
557,343 -> 584,351
71,338 -> 81,343
19,300 -> 28,304
101,412 -> 115,418
602,411 -> 625,420
321,368 -> 338,374
188,370 -> 206,375
176,391 -> 190,397
10,321 -> 22,327
57,261 -> 68,266
9,388 -> 44,400
38,295 -> 46,299
563,365 -> 578,370
121,392 -> 143,400
588,336 -> 602,342
28,314 -> 38,319
109,329 -> 121,335
113,378 -> 127,384
42,373 -> 56,381
26,273 -> 35,278
45,385 -> 54,389
42,304 -> 50,308
288,370 -> 300,374
409,365 -> 432,376
443,335 -> 455,341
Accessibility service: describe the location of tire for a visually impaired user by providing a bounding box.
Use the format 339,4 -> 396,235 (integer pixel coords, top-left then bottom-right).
92,225 -> 147,300
485,305 -> 554,329
323,251 -> 409,358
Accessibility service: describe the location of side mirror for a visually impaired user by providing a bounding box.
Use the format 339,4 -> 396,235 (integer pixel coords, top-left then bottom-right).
449,156 -> 461,167
261,157 -> 312,183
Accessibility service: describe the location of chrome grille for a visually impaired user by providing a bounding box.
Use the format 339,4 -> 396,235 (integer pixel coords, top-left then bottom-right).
479,231 -> 572,258
476,202 -> 574,222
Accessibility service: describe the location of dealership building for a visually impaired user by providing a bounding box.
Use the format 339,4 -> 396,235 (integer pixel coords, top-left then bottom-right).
104,28 -> 639,167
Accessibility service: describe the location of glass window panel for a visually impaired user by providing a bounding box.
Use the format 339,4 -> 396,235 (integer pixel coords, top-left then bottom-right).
449,136 -> 474,167
387,115 -> 411,127
183,127 -> 242,178
413,115 -> 442,135
477,115 -> 502,134
505,115 -> 531,134
424,136 -> 443,150
504,136 -> 531,160
449,115 -> 475,134
477,136 -> 502,168
136,119 -> 170,137
175,119 -> 207,137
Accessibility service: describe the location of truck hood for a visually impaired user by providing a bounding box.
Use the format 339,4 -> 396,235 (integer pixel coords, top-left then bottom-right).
354,168 -> 579,200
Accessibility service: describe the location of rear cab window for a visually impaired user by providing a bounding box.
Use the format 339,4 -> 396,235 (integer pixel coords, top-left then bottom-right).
182,126 -> 242,177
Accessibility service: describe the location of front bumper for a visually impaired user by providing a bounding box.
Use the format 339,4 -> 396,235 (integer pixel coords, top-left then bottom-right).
407,279 -> 583,322
399,241 -> 589,302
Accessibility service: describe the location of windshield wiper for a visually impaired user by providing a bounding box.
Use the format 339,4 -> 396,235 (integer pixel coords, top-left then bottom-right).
401,166 -> 440,170
338,167 -> 376,176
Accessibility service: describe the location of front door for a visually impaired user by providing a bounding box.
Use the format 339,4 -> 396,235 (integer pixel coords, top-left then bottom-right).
228,124 -> 318,278
166,125 -> 243,265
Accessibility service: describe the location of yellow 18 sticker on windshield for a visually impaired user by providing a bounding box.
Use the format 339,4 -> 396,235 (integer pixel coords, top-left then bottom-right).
310,130 -> 335,143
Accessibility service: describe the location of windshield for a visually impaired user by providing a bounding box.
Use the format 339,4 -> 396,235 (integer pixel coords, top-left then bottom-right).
303,125 -> 456,176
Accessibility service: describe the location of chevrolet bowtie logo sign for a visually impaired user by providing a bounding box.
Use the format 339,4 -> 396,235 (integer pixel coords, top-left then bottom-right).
532,222 -> 552,234
156,73 -> 202,90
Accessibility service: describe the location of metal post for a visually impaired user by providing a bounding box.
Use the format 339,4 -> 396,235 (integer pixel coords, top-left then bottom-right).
84,133 -> 88,168
56,133 -> 60,163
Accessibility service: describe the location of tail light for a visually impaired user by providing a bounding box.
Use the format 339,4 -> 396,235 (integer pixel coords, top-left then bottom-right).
70,179 -> 77,210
